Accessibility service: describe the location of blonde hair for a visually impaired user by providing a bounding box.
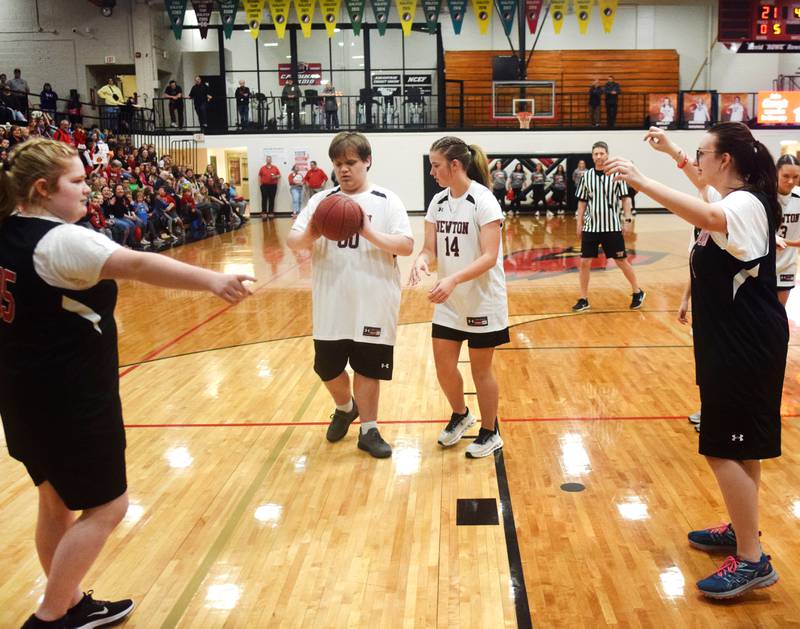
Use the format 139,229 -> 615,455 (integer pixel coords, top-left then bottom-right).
429,136 -> 490,188
0,138 -> 77,223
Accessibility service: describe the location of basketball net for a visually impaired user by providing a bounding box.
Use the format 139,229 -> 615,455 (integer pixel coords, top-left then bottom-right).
515,111 -> 533,129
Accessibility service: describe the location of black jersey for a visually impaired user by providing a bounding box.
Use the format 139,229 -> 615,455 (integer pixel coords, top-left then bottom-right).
0,216 -> 122,461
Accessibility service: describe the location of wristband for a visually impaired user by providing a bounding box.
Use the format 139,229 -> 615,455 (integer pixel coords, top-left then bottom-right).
675,150 -> 688,169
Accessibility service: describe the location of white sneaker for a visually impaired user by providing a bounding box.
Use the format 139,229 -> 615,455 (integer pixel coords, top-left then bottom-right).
437,410 -> 476,447
465,427 -> 504,458
140,238 -> 150,245
688,411 -> 701,425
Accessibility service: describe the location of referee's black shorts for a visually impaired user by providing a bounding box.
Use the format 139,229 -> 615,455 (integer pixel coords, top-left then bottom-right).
581,231 -> 627,259
432,323 -> 510,349
314,339 -> 394,381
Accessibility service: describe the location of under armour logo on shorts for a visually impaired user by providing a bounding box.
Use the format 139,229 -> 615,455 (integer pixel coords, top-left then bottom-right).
381,363 -> 390,369
732,434 -> 744,442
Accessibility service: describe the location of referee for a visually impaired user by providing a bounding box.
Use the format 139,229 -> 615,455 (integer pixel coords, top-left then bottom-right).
572,141 -> 645,311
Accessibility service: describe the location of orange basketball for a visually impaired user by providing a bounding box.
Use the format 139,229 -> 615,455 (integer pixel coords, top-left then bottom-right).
312,194 -> 363,241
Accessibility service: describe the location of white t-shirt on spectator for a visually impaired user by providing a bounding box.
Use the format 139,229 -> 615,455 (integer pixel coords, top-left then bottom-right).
291,184 -> 413,345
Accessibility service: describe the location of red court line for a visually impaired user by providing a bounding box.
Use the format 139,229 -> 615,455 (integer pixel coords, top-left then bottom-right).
124,413 -> 800,428
118,260 -> 305,379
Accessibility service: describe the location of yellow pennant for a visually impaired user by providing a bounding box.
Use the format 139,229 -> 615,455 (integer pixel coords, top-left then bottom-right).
598,0 -> 618,33
574,0 -> 592,34
243,0 -> 266,39
396,0 -> 417,35
549,0 -> 567,34
268,0 -> 292,38
470,0 -> 492,34
294,0 -> 317,37
319,0 -> 341,36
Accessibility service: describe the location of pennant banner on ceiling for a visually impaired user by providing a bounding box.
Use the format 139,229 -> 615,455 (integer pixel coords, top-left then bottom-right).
574,0 -> 592,34
598,0 -> 618,33
192,0 -> 214,39
446,0 -> 468,34
524,0 -> 543,34
218,0 -> 239,38
471,0 -> 492,34
421,0 -> 442,31
370,0 -> 392,35
268,0 -> 291,38
319,0 -> 342,36
243,0 -> 266,39
496,0 -> 517,36
549,0 -> 567,34
165,0 -> 188,39
294,0 -> 317,37
344,0 -> 367,35
396,0 -> 418,35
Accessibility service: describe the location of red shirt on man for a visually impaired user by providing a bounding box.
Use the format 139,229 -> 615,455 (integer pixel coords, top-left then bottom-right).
304,167 -> 328,189
259,164 -> 280,185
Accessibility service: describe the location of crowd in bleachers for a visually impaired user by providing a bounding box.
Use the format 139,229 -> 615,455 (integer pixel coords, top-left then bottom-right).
0,68 -> 249,252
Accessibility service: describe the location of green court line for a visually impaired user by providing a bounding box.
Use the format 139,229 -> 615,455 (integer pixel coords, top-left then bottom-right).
159,381 -> 322,628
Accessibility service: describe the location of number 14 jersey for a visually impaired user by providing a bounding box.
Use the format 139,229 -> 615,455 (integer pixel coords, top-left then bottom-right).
425,181 -> 508,333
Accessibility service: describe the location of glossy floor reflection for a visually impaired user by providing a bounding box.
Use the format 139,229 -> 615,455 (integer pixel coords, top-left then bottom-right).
1,214 -> 799,628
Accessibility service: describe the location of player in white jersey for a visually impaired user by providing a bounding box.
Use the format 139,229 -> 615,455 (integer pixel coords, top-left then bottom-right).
287,132 -> 414,459
774,155 -> 800,305
409,136 -> 508,458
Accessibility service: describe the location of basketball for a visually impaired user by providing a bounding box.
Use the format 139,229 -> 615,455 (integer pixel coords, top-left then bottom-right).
312,194 -> 363,241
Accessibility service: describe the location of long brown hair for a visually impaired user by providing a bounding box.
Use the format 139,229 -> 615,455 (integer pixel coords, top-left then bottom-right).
0,138 -> 77,224
708,122 -> 780,227
430,136 -> 490,188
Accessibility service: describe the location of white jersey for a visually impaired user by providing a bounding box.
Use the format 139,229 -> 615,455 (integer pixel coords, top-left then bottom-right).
425,181 -> 508,333
292,184 -> 413,345
776,190 -> 800,288
728,102 -> 744,122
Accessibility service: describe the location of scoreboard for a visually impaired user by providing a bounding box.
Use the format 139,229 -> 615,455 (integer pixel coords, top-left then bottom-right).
754,2 -> 800,40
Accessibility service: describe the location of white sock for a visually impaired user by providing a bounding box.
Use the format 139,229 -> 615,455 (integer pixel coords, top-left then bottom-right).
336,398 -> 353,413
360,420 -> 377,434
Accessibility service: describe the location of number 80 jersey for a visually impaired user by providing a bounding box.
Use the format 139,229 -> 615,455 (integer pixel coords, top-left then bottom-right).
426,181 -> 508,333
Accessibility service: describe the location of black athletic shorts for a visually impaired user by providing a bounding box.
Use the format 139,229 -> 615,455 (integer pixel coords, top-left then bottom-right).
581,231 -> 627,259
313,339 -> 394,381
432,323 -> 510,349
22,447 -> 128,511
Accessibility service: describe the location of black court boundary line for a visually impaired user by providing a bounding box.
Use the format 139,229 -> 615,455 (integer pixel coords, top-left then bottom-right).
494,447 -> 533,629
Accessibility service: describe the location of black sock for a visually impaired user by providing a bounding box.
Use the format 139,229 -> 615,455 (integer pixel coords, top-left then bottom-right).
453,407 -> 469,419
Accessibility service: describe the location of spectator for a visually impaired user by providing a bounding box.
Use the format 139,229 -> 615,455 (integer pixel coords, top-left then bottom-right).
97,78 -> 123,131
163,79 -> 184,128
258,155 -> 280,217
551,164 -> 567,212
67,89 -> 83,124
1,85 -> 26,123
154,185 -> 183,241
322,83 -> 340,130
588,79 -> 603,127
39,83 -> 58,119
8,68 -> 30,118
235,79 -> 252,128
304,160 -> 328,198
188,76 -> 212,130
508,162 -> 526,214
288,164 -> 304,217
85,192 -> 113,239
604,75 -> 621,128
52,119 -> 74,145
281,77 -> 301,130
0,73 -> 5,88
132,189 -> 161,247
530,161 -> 548,213
490,161 -> 508,212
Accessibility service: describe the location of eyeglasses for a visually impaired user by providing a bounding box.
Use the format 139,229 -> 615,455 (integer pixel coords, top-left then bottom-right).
696,149 -> 720,162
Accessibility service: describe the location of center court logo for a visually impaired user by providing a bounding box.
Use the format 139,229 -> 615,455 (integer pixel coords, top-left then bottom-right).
503,246 -> 665,281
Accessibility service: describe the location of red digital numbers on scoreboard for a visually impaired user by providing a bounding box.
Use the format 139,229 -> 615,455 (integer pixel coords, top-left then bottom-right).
754,1 -> 800,40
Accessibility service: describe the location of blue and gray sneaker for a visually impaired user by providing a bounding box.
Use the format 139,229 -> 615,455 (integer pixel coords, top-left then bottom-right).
688,523 -> 737,552
696,554 -> 778,599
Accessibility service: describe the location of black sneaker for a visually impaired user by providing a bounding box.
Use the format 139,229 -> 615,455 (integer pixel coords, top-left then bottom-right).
630,289 -> 646,310
571,298 -> 590,312
357,427 -> 392,458
66,591 -> 134,628
20,614 -> 68,628
326,399 -> 359,442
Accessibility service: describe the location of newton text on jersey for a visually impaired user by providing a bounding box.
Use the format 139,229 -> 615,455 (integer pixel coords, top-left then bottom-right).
436,221 -> 470,235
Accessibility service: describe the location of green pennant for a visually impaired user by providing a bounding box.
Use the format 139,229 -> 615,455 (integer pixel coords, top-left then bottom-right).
165,0 -> 188,39
495,0 -> 517,35
370,0 -> 391,34
446,0 -> 468,34
420,0 -> 441,31
218,0 -> 239,39
344,0 -> 366,34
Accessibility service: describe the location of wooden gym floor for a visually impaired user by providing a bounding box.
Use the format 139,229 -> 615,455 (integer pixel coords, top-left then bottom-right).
2,213 -> 799,628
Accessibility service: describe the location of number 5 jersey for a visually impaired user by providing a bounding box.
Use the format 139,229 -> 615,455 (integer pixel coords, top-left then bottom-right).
426,181 -> 508,333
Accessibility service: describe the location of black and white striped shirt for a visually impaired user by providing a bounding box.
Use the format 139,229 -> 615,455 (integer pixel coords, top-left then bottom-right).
576,168 -> 629,232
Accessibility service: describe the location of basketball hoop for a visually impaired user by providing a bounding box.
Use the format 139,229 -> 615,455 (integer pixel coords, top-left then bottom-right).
515,111 -> 533,129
